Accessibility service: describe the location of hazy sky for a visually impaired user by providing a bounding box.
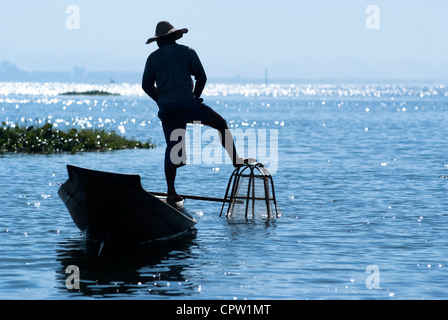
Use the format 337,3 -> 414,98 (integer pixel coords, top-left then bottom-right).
1,0 -> 447,81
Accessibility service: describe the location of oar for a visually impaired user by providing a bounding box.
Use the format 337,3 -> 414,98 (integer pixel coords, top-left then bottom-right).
148,191 -> 243,204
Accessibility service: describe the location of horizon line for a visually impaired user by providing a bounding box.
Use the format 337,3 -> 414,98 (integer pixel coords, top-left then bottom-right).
1,60 -> 447,84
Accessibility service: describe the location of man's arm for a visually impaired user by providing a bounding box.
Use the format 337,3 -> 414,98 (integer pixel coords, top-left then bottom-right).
142,58 -> 158,103
193,73 -> 207,100
190,50 -> 207,100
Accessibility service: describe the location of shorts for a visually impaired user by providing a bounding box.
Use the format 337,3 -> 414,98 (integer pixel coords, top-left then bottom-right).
158,99 -> 213,168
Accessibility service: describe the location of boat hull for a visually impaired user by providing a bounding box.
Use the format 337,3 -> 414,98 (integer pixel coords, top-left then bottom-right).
58,165 -> 196,244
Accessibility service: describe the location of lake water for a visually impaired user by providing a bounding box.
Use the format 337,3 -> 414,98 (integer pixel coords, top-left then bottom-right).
1,82 -> 448,299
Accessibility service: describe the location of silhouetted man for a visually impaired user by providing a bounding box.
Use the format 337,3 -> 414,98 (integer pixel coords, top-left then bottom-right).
142,21 -> 253,202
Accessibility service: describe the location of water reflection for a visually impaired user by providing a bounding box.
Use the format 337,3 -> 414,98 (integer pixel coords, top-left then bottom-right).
55,230 -> 197,298
225,218 -> 278,240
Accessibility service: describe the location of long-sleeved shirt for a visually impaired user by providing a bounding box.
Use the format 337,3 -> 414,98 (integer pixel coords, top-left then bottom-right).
142,43 -> 207,105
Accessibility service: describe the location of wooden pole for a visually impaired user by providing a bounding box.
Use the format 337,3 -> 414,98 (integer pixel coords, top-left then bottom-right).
148,191 -> 242,204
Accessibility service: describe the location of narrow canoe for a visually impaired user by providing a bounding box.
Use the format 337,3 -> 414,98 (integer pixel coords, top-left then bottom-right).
57,165 -> 196,245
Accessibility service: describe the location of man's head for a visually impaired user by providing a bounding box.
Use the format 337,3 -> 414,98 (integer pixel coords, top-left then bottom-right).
146,21 -> 188,45
156,32 -> 178,47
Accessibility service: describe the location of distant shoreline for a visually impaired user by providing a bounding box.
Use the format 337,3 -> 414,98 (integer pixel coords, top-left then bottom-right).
3,60 -> 446,85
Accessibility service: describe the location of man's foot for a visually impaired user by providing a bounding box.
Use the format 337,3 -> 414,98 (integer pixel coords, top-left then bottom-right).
166,193 -> 184,203
233,157 -> 257,167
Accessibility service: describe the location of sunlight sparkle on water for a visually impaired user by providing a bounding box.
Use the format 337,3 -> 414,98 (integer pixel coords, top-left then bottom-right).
1,82 -> 447,99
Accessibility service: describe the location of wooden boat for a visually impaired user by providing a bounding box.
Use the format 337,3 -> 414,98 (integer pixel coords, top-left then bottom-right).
57,165 -> 197,245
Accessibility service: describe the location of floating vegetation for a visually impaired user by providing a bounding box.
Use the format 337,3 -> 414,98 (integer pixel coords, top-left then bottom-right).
59,90 -> 120,96
0,121 -> 154,154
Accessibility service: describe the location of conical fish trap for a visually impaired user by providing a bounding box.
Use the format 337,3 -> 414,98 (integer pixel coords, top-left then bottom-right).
220,163 -> 280,219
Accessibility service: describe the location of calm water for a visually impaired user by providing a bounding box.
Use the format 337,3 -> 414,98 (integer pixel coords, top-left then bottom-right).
1,82 -> 448,299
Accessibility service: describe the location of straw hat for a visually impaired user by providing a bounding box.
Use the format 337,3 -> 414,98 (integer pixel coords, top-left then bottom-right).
146,21 -> 188,44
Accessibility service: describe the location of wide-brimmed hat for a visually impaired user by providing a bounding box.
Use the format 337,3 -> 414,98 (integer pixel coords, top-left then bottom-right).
146,21 -> 188,44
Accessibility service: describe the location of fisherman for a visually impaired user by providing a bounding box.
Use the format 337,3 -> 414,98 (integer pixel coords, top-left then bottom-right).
142,21 -> 254,203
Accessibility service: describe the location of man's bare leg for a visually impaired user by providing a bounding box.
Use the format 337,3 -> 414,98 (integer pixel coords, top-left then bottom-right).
165,164 -> 182,202
202,109 -> 255,166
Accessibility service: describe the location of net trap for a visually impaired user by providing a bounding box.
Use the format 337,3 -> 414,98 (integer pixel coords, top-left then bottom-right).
220,163 -> 280,220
